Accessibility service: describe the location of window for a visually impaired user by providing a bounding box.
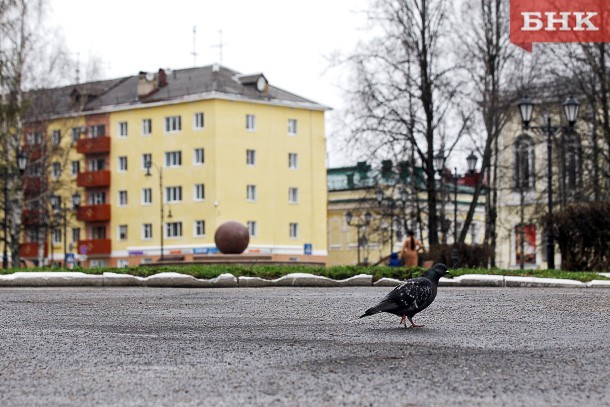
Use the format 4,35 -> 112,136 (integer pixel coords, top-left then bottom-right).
166,222 -> 183,238
118,156 -> 128,172
89,191 -> 106,205
247,221 -> 257,237
142,119 -> 152,135
70,127 -> 82,143
142,223 -> 153,240
52,162 -> 61,178
52,228 -> 61,244
289,222 -> 299,239
246,185 -> 257,201
71,228 -> 80,243
27,132 -> 43,145
289,187 -> 299,203
88,124 -> 105,138
165,186 -> 182,203
89,158 -> 105,171
51,130 -> 61,146
118,225 -> 128,241
288,119 -> 297,135
288,153 -> 298,169
165,151 -> 182,167
194,220 -> 205,237
246,114 -> 256,131
561,133 -> 581,199
142,154 -> 152,170
193,148 -> 204,165
91,226 -> 106,239
71,161 -> 80,176
142,188 -> 152,205
194,184 -> 205,201
514,135 -> 535,191
246,149 -> 256,166
118,190 -> 128,206
194,112 -> 204,129
118,121 -> 128,137
117,259 -> 129,268
165,115 -> 182,133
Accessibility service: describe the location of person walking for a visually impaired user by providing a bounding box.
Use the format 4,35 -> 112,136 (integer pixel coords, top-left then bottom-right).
400,230 -> 422,267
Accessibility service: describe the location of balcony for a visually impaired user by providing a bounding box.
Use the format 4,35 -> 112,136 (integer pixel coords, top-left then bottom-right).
22,209 -> 43,225
77,239 -> 111,256
77,170 -> 111,188
76,204 -> 111,222
19,242 -> 48,258
22,177 -> 44,195
76,136 -> 111,155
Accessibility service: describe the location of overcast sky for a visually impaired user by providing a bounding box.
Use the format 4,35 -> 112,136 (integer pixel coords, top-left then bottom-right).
49,0 -> 371,167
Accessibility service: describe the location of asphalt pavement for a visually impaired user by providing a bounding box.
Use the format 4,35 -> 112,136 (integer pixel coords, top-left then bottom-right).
0,286 -> 608,406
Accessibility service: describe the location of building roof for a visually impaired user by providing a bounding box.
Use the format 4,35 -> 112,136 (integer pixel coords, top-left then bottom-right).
24,65 -> 329,121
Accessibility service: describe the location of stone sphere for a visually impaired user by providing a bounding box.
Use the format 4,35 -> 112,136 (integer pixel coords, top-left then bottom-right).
214,221 -> 250,254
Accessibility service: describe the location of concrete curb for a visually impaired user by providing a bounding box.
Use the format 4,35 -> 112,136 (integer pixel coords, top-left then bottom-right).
0,271 -> 607,288
238,273 -> 372,287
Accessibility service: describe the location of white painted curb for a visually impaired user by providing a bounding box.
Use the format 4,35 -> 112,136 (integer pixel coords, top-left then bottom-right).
239,273 -> 372,287
143,272 -> 238,288
0,272 -> 103,287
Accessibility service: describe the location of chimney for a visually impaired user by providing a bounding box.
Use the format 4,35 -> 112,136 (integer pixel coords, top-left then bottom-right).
157,69 -> 168,87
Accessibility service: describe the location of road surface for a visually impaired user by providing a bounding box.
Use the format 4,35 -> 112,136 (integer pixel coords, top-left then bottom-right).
1,287 -> 608,406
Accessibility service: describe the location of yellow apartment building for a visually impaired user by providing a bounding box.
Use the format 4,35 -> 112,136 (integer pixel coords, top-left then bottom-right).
20,65 -> 329,267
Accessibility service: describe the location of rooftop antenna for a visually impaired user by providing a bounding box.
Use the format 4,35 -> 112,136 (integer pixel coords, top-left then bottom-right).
75,52 -> 80,84
211,29 -> 226,65
191,26 -> 198,67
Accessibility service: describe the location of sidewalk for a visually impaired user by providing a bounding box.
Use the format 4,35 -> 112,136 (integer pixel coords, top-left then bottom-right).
0,271 -> 609,288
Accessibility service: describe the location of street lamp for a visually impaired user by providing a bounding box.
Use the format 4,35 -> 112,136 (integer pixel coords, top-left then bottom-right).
518,95 -> 580,269
50,192 -> 81,265
451,167 -> 459,268
145,160 -> 166,262
433,150 -> 449,243
2,151 -> 28,268
345,210 -> 372,266
375,187 -> 408,256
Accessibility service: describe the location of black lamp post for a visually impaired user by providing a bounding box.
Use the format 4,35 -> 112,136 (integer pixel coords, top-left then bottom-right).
50,192 -> 81,265
451,167 -> 459,268
2,151 -> 28,268
518,95 -> 580,270
345,210 -> 372,266
375,187 -> 408,256
433,150 -> 448,243
145,160 -> 165,262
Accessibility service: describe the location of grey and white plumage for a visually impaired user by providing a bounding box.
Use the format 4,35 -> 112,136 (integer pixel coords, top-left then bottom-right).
360,263 -> 449,328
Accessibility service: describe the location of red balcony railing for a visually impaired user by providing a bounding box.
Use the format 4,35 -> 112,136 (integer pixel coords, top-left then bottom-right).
19,242 -> 48,258
22,177 -> 44,195
22,209 -> 43,225
77,239 -> 111,256
76,204 -> 111,222
77,170 -> 111,188
76,136 -> 111,155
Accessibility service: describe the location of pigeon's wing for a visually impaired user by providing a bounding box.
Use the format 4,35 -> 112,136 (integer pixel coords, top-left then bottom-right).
384,277 -> 433,310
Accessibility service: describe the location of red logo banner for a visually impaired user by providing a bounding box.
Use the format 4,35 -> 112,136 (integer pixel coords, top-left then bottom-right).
510,0 -> 610,51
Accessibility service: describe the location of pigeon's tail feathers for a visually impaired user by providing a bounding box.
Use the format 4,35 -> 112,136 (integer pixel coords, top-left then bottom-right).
359,300 -> 399,318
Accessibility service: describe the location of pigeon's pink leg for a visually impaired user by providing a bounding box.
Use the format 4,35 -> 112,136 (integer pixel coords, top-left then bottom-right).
408,317 -> 424,328
400,315 -> 407,326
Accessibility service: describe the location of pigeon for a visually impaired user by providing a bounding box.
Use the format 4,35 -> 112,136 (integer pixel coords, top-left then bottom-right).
360,263 -> 450,328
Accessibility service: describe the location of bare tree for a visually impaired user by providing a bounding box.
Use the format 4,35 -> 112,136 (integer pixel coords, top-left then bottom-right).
1,0 -> 80,267
337,0 -> 469,248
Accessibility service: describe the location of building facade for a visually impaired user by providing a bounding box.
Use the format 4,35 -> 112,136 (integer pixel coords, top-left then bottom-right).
327,160 -> 486,266
20,65 -> 328,267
